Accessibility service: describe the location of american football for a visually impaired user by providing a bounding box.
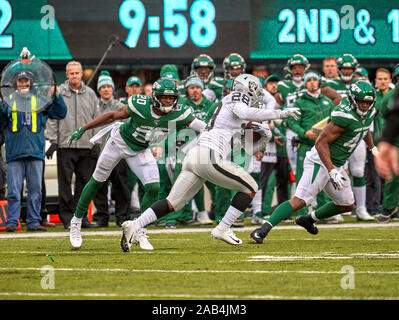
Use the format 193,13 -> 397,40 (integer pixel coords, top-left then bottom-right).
245,121 -> 262,142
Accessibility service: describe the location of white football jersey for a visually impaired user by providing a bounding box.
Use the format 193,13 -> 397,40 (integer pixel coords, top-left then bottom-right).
198,91 -> 281,159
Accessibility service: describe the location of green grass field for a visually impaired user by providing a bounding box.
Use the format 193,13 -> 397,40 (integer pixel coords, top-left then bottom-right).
1,218 -> 399,300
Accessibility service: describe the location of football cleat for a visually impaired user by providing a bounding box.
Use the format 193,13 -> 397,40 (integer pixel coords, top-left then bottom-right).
69,217 -> 82,249
120,220 -> 139,252
295,215 -> 319,235
377,207 -> 398,224
137,228 -> 154,251
356,207 -> 375,221
196,211 -> 213,225
211,227 -> 242,245
249,228 -> 267,244
249,222 -> 272,244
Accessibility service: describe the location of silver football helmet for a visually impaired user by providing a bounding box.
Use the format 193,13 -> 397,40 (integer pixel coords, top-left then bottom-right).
231,74 -> 264,108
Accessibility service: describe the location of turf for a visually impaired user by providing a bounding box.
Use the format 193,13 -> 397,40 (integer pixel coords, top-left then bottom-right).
1,219 -> 399,300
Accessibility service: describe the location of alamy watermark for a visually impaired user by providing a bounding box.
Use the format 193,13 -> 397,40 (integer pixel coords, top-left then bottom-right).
340,265 -> 355,290
40,265 -> 55,290
40,5 -> 55,30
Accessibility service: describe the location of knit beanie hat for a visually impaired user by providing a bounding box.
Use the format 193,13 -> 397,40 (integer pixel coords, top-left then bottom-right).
97,71 -> 115,92
184,76 -> 204,90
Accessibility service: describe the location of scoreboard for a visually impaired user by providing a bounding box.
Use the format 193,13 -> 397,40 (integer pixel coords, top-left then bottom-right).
0,0 -> 398,62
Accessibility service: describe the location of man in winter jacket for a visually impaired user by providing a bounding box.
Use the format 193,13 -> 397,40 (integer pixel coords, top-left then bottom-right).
1,70 -> 67,231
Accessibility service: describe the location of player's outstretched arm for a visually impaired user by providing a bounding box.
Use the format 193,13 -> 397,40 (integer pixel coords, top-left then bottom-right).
233,103 -> 301,122
68,105 -> 130,145
186,116 -> 207,132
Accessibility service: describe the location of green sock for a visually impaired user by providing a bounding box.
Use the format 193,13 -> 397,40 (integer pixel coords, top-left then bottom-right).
140,182 -> 160,212
267,201 -> 294,227
75,177 -> 105,218
314,201 -> 341,220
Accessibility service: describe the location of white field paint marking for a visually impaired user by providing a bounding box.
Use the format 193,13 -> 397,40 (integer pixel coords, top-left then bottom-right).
1,267 -> 399,275
1,222 -> 399,239
2,250 -> 399,256
3,237 -> 399,241
245,252 -> 399,262
0,292 -> 398,300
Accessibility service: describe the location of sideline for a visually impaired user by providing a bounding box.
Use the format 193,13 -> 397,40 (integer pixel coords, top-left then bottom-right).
1,222 -> 399,239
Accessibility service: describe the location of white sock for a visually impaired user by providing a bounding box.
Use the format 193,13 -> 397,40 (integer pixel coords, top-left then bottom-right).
251,189 -> 262,216
134,208 -> 157,229
218,206 -> 243,231
353,185 -> 366,208
131,190 -> 140,208
71,216 -> 82,224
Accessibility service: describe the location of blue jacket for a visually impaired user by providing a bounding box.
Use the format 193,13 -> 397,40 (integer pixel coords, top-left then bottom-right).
0,93 -> 67,163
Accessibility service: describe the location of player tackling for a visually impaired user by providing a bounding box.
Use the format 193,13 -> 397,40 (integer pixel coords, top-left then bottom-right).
120,74 -> 301,251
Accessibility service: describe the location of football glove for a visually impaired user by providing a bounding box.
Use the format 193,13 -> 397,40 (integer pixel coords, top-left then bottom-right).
328,168 -> 346,190
280,107 -> 301,120
68,127 -> 86,146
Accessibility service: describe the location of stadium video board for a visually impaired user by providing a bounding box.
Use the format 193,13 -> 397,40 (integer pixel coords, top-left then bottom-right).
0,0 -> 398,61
250,0 -> 399,59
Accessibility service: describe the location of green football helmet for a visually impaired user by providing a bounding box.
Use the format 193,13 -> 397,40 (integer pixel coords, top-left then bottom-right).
337,53 -> 359,82
347,79 -> 376,117
392,63 -> 399,82
152,78 -> 179,113
223,53 -> 246,80
286,54 -> 310,83
190,54 -> 215,85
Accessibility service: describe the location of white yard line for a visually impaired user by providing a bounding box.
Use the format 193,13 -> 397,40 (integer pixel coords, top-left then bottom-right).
0,291 -> 398,300
1,267 -> 399,274
1,222 -> 399,239
0,292 -> 398,300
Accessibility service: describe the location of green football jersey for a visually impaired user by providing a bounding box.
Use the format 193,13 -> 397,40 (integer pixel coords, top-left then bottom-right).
327,99 -> 375,167
277,80 -> 305,108
322,78 -> 355,98
180,95 -> 216,123
119,94 -> 193,151
206,76 -> 225,102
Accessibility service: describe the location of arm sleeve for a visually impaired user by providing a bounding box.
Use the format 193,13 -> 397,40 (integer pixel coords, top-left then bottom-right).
46,118 -> 59,144
232,102 -> 281,122
48,95 -> 67,120
188,117 -> 207,132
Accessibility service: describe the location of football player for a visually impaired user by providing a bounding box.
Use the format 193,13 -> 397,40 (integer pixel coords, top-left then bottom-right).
250,80 -> 378,243
323,54 -> 374,221
120,74 -> 301,251
67,78 -> 207,250
203,52 -> 246,103
274,54 -> 310,195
